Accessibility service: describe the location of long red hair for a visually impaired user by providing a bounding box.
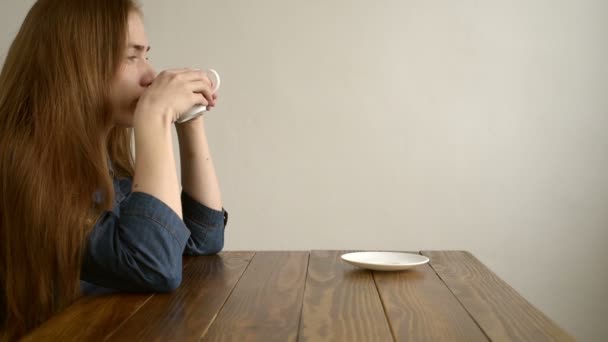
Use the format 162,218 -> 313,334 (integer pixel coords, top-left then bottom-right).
0,0 -> 140,339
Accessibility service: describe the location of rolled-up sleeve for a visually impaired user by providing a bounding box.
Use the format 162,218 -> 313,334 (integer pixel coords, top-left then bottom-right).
81,192 -> 190,293
181,191 -> 227,256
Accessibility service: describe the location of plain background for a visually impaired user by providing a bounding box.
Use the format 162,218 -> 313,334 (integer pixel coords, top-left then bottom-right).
1,0 -> 607,340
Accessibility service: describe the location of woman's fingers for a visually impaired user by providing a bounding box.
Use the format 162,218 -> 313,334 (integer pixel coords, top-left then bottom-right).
144,68 -> 218,122
192,92 -> 206,106
174,69 -> 215,90
187,80 -> 216,106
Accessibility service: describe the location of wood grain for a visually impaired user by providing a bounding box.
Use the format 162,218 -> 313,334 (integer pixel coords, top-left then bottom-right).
298,250 -> 393,341
373,259 -> 488,341
422,250 -> 575,342
22,255 -> 199,341
21,291 -> 152,341
24,250 -> 575,342
106,252 -> 255,341
201,251 -> 309,341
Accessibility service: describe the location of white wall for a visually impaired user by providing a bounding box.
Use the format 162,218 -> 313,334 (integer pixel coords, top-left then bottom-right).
2,1 -> 607,340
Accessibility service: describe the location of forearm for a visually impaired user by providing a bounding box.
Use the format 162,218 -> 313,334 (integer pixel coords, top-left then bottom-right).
132,116 -> 183,219
176,117 -> 223,211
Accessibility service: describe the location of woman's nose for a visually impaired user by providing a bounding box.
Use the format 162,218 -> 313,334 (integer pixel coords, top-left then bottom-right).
140,63 -> 157,87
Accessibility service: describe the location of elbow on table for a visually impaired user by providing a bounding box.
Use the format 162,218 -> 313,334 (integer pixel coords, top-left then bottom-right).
207,236 -> 224,255
149,269 -> 183,292
199,238 -> 224,256
186,236 -> 224,256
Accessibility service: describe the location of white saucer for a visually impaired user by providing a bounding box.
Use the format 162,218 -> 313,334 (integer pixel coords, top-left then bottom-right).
340,252 -> 429,271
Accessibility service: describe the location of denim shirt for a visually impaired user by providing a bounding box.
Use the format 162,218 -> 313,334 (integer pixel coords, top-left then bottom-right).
80,176 -> 228,294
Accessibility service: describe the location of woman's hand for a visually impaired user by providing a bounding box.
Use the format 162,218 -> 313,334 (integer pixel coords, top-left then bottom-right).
134,68 -> 217,124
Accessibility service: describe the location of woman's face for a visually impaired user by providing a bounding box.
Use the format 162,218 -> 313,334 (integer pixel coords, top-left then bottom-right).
109,11 -> 156,127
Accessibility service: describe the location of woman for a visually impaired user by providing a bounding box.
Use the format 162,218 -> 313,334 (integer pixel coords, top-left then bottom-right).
0,0 -> 227,339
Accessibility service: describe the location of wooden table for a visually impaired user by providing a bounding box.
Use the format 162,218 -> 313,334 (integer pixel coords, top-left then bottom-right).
25,251 -> 573,341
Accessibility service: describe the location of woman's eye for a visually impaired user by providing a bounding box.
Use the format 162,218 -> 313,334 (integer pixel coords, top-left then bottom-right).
127,56 -> 137,61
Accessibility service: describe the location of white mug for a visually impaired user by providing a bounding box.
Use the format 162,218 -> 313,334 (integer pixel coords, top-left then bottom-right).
176,68 -> 221,123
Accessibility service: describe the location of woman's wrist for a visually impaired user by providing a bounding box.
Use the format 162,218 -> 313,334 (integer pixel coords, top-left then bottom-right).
134,105 -> 175,129
176,115 -> 204,132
